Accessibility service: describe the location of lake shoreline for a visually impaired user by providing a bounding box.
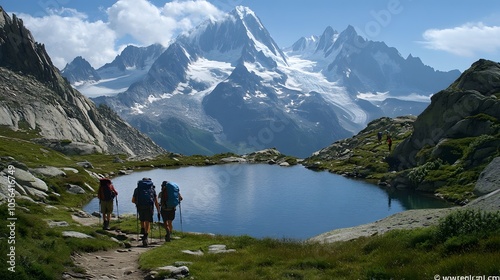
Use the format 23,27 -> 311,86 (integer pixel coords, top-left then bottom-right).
308,188 -> 500,243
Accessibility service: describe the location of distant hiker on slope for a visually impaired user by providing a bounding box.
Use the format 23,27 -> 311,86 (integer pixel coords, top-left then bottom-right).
159,181 -> 183,242
132,178 -> 160,247
387,135 -> 393,152
98,178 -> 118,230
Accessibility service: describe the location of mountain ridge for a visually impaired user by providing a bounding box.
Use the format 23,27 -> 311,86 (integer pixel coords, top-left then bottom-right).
63,6 -> 461,157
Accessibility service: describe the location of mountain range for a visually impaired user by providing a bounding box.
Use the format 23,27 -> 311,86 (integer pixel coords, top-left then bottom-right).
62,6 -> 461,157
0,7 -> 165,157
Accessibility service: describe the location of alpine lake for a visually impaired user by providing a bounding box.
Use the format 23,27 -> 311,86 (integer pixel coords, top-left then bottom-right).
84,163 -> 451,240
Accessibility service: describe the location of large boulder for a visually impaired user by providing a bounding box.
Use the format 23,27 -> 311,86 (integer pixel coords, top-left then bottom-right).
7,168 -> 48,192
475,157 -> 500,195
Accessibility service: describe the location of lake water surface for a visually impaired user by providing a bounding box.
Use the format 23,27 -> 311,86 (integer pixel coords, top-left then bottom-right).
84,164 -> 450,240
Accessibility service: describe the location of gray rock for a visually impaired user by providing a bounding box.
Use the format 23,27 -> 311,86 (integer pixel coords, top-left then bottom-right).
24,186 -> 48,199
156,265 -> 190,277
208,244 -> 236,254
47,220 -> 70,227
76,161 -> 94,169
113,157 -> 125,163
73,210 -> 92,218
62,231 -> 93,239
29,177 -> 49,192
0,176 -> 18,203
220,157 -> 247,163
30,166 -> 66,177
181,249 -> 204,256
62,167 -> 79,174
475,157 -> 500,195
6,168 -> 49,192
66,184 -> 86,194
14,182 -> 27,196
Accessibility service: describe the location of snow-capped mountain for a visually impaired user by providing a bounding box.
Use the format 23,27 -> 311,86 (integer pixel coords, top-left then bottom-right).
63,44 -> 165,97
66,6 -> 460,157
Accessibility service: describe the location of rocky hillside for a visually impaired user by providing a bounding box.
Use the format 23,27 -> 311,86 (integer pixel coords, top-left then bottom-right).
304,59 -> 500,204
0,7 -> 165,157
304,116 -> 416,178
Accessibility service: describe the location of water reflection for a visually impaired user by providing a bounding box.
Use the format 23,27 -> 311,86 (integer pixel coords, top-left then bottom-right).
84,164 -> 450,239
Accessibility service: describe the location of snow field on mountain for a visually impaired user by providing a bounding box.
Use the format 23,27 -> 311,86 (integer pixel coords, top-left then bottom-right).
284,55 -> 368,125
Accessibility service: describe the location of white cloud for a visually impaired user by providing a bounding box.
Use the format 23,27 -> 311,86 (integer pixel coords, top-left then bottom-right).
421,22 -> 500,56
19,9 -> 117,70
16,0 -> 222,69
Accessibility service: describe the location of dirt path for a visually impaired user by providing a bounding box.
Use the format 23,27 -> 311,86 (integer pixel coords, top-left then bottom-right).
67,242 -> 156,280
67,215 -> 163,280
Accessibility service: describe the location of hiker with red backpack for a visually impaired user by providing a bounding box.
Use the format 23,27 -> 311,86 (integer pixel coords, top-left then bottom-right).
158,181 -> 183,242
132,178 -> 160,247
97,178 -> 118,230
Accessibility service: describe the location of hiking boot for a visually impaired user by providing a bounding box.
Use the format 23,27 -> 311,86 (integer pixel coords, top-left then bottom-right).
165,230 -> 171,242
103,221 -> 109,230
142,233 -> 148,247
140,227 -> 145,235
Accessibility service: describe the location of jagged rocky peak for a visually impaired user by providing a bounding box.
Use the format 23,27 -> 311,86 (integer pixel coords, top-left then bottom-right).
290,35 -> 319,52
183,5 -> 286,65
0,6 -> 62,91
316,26 -> 338,53
99,43 -> 165,71
61,56 -> 101,83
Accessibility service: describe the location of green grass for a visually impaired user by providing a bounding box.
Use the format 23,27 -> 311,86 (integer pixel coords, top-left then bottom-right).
136,210 -> 500,279
0,202 -> 120,280
1,124 -> 499,279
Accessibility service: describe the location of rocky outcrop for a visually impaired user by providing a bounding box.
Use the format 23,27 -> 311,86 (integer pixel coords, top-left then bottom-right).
0,7 -> 165,157
304,116 -> 416,178
392,59 -> 500,170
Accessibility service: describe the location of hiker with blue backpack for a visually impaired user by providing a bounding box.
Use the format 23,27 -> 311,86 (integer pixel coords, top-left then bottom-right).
97,178 -> 118,230
132,178 -> 160,247
158,181 -> 183,242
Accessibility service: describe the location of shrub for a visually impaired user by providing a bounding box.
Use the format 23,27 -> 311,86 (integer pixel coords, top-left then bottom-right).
436,209 -> 500,241
443,235 -> 479,254
407,159 -> 442,186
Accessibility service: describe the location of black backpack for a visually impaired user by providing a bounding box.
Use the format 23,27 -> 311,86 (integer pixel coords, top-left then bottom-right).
135,179 -> 155,207
100,178 -> 115,201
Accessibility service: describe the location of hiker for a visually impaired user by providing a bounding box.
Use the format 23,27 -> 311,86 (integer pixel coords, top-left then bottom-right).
97,178 -> 118,230
158,181 -> 183,242
132,177 -> 160,247
387,136 -> 393,151
377,131 -> 382,142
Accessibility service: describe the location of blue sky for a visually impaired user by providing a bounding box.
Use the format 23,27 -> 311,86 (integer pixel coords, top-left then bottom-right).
4,0 -> 500,72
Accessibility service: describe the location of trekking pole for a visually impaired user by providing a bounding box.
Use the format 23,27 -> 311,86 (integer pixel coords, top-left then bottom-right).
115,196 -> 120,222
158,213 -> 162,242
98,200 -> 101,227
179,201 -> 183,234
136,209 -> 139,241
150,208 -> 153,245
